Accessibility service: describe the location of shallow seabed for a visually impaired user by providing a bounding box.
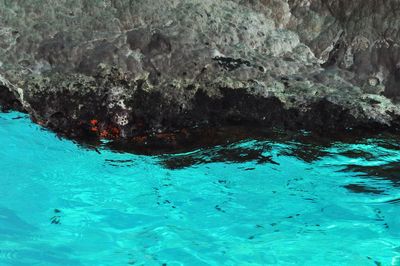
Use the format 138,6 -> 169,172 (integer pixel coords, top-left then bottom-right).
0,111 -> 400,266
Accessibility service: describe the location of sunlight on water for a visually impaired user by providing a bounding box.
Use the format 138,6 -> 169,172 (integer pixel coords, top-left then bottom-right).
0,111 -> 400,266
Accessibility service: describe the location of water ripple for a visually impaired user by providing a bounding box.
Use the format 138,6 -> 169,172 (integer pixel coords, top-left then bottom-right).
1,111 -> 400,265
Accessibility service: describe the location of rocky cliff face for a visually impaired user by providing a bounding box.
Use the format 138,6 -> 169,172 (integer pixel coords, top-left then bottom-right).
290,0 -> 400,98
1,0 -> 400,147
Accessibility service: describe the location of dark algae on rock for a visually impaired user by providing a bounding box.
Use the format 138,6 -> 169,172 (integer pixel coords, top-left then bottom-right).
2,0 -> 400,150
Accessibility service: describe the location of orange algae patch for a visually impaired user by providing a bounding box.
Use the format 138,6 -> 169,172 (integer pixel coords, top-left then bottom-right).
100,130 -> 109,138
110,127 -> 120,137
98,126 -> 121,139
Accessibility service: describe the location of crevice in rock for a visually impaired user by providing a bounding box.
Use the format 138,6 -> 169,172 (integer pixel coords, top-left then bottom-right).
0,85 -> 24,113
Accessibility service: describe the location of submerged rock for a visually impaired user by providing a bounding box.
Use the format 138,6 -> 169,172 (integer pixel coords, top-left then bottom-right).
1,0 -> 400,147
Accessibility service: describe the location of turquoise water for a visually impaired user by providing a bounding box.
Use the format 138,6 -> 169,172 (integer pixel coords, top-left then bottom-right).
1,111 -> 400,266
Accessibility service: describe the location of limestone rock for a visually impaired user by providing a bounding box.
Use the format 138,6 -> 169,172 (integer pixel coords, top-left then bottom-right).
1,0 -> 400,146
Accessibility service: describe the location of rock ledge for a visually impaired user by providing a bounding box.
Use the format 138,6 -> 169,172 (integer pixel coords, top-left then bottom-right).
1,0 -> 400,149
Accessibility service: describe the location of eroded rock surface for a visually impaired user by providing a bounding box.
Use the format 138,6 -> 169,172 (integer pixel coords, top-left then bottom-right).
1,0 -> 400,147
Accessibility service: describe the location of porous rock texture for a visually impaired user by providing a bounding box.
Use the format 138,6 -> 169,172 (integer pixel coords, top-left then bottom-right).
1,0 -> 400,146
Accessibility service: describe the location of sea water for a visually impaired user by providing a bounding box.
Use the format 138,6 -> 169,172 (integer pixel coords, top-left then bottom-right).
0,111 -> 400,266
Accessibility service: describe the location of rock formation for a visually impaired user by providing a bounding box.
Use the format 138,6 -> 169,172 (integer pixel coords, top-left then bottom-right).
1,0 -> 400,147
